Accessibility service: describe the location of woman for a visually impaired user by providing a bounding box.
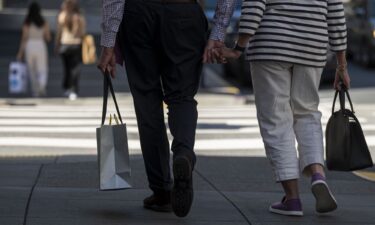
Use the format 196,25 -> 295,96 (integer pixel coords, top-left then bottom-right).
55,0 -> 86,100
219,0 -> 350,216
17,2 -> 51,97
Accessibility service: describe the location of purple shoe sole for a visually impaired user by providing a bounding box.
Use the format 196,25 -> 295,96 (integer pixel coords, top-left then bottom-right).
269,206 -> 303,216
311,180 -> 338,213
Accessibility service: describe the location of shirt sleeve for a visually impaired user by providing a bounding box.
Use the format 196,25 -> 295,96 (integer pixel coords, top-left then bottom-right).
327,0 -> 347,52
209,0 -> 237,41
238,0 -> 266,35
101,0 -> 125,48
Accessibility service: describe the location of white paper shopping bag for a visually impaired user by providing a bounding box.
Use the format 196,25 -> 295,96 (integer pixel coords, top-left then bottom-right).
96,74 -> 131,190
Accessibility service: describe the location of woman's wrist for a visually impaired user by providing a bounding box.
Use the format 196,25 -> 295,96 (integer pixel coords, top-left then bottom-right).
336,63 -> 347,71
335,51 -> 347,69
233,43 -> 246,54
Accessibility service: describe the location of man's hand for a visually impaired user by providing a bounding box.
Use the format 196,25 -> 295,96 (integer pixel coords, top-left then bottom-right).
203,40 -> 225,64
97,47 -> 116,78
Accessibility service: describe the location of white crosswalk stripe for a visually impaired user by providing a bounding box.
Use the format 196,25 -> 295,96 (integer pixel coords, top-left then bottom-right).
0,99 -> 374,157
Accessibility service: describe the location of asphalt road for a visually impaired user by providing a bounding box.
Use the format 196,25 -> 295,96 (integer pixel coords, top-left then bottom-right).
0,89 -> 374,225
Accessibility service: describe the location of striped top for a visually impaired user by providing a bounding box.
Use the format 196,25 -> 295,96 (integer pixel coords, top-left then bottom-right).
239,0 -> 347,67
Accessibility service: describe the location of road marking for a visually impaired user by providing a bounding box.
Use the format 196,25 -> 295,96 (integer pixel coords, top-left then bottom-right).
0,106 -> 257,111
0,137 -> 266,150
0,111 -> 258,119
1,124 -> 375,135
0,136 -> 375,151
0,101 -> 374,159
0,118 -> 261,126
0,126 -> 262,134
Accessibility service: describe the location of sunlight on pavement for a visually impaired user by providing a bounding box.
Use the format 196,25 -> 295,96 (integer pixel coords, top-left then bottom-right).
353,171 -> 375,182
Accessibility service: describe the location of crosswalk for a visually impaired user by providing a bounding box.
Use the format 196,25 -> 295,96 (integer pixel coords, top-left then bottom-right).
0,95 -> 374,158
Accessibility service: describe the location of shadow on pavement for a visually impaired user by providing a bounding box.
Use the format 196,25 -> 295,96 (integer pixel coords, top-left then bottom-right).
0,154 -> 374,225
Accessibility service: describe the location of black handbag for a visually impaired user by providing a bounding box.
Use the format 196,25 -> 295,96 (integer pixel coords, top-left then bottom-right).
326,86 -> 373,171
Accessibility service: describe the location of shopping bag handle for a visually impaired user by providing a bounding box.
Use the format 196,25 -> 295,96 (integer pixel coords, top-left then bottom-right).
101,72 -> 123,126
332,82 -> 355,115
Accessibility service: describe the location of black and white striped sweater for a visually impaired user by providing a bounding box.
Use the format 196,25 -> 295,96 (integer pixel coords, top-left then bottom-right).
239,0 -> 347,67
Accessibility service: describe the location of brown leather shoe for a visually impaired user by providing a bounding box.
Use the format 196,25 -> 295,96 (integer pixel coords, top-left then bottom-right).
143,192 -> 172,212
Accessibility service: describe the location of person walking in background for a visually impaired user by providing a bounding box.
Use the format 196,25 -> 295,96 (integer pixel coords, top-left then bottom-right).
17,1 -> 51,97
55,0 -> 86,100
97,0 -> 207,218
207,0 -> 350,216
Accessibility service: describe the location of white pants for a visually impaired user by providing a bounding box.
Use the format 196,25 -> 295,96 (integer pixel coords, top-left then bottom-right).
250,61 -> 325,182
25,40 -> 48,96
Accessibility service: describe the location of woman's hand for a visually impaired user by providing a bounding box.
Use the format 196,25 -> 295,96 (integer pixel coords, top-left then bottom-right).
334,65 -> 351,90
211,47 -> 242,64
334,51 -> 350,90
220,47 -> 242,59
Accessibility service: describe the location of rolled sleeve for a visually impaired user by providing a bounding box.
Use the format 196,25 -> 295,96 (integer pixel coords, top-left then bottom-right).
239,0 -> 267,35
100,0 -> 125,47
327,0 -> 347,52
209,0 -> 237,42
101,30 -> 117,48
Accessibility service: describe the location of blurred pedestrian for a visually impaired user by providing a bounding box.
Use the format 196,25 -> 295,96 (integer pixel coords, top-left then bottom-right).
55,0 -> 86,100
97,0 -> 207,218
207,0 -> 350,216
17,1 -> 51,97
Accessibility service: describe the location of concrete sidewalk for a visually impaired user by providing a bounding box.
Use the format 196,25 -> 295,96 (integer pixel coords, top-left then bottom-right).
1,154 -> 374,225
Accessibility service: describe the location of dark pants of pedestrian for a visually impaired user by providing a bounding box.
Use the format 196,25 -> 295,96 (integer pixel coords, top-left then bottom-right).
119,0 -> 207,194
61,44 -> 82,93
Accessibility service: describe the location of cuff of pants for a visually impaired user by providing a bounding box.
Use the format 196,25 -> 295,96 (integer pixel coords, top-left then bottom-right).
300,153 -> 325,177
274,167 -> 300,182
150,183 -> 172,194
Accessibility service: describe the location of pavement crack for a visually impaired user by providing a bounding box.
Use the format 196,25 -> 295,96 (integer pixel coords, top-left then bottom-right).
195,169 -> 252,225
23,164 -> 44,225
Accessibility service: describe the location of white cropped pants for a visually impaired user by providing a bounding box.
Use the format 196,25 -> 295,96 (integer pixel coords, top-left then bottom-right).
25,40 -> 48,96
250,61 -> 325,182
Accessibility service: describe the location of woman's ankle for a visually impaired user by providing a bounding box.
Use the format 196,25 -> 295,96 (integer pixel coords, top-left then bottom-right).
308,164 -> 325,177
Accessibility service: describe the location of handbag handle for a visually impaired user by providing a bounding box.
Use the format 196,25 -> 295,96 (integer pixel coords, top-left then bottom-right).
332,82 -> 355,114
101,72 -> 123,126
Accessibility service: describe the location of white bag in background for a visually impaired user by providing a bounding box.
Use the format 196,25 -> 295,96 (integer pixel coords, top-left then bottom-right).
9,62 -> 28,94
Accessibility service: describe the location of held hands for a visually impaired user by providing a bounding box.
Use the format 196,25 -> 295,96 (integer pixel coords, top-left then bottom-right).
203,40 -> 225,64
203,40 -> 242,64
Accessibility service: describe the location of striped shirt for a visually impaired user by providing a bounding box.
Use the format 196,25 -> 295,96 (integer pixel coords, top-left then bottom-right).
239,0 -> 347,67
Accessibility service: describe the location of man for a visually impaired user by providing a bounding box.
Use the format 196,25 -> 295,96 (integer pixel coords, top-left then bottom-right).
97,0 -> 215,217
